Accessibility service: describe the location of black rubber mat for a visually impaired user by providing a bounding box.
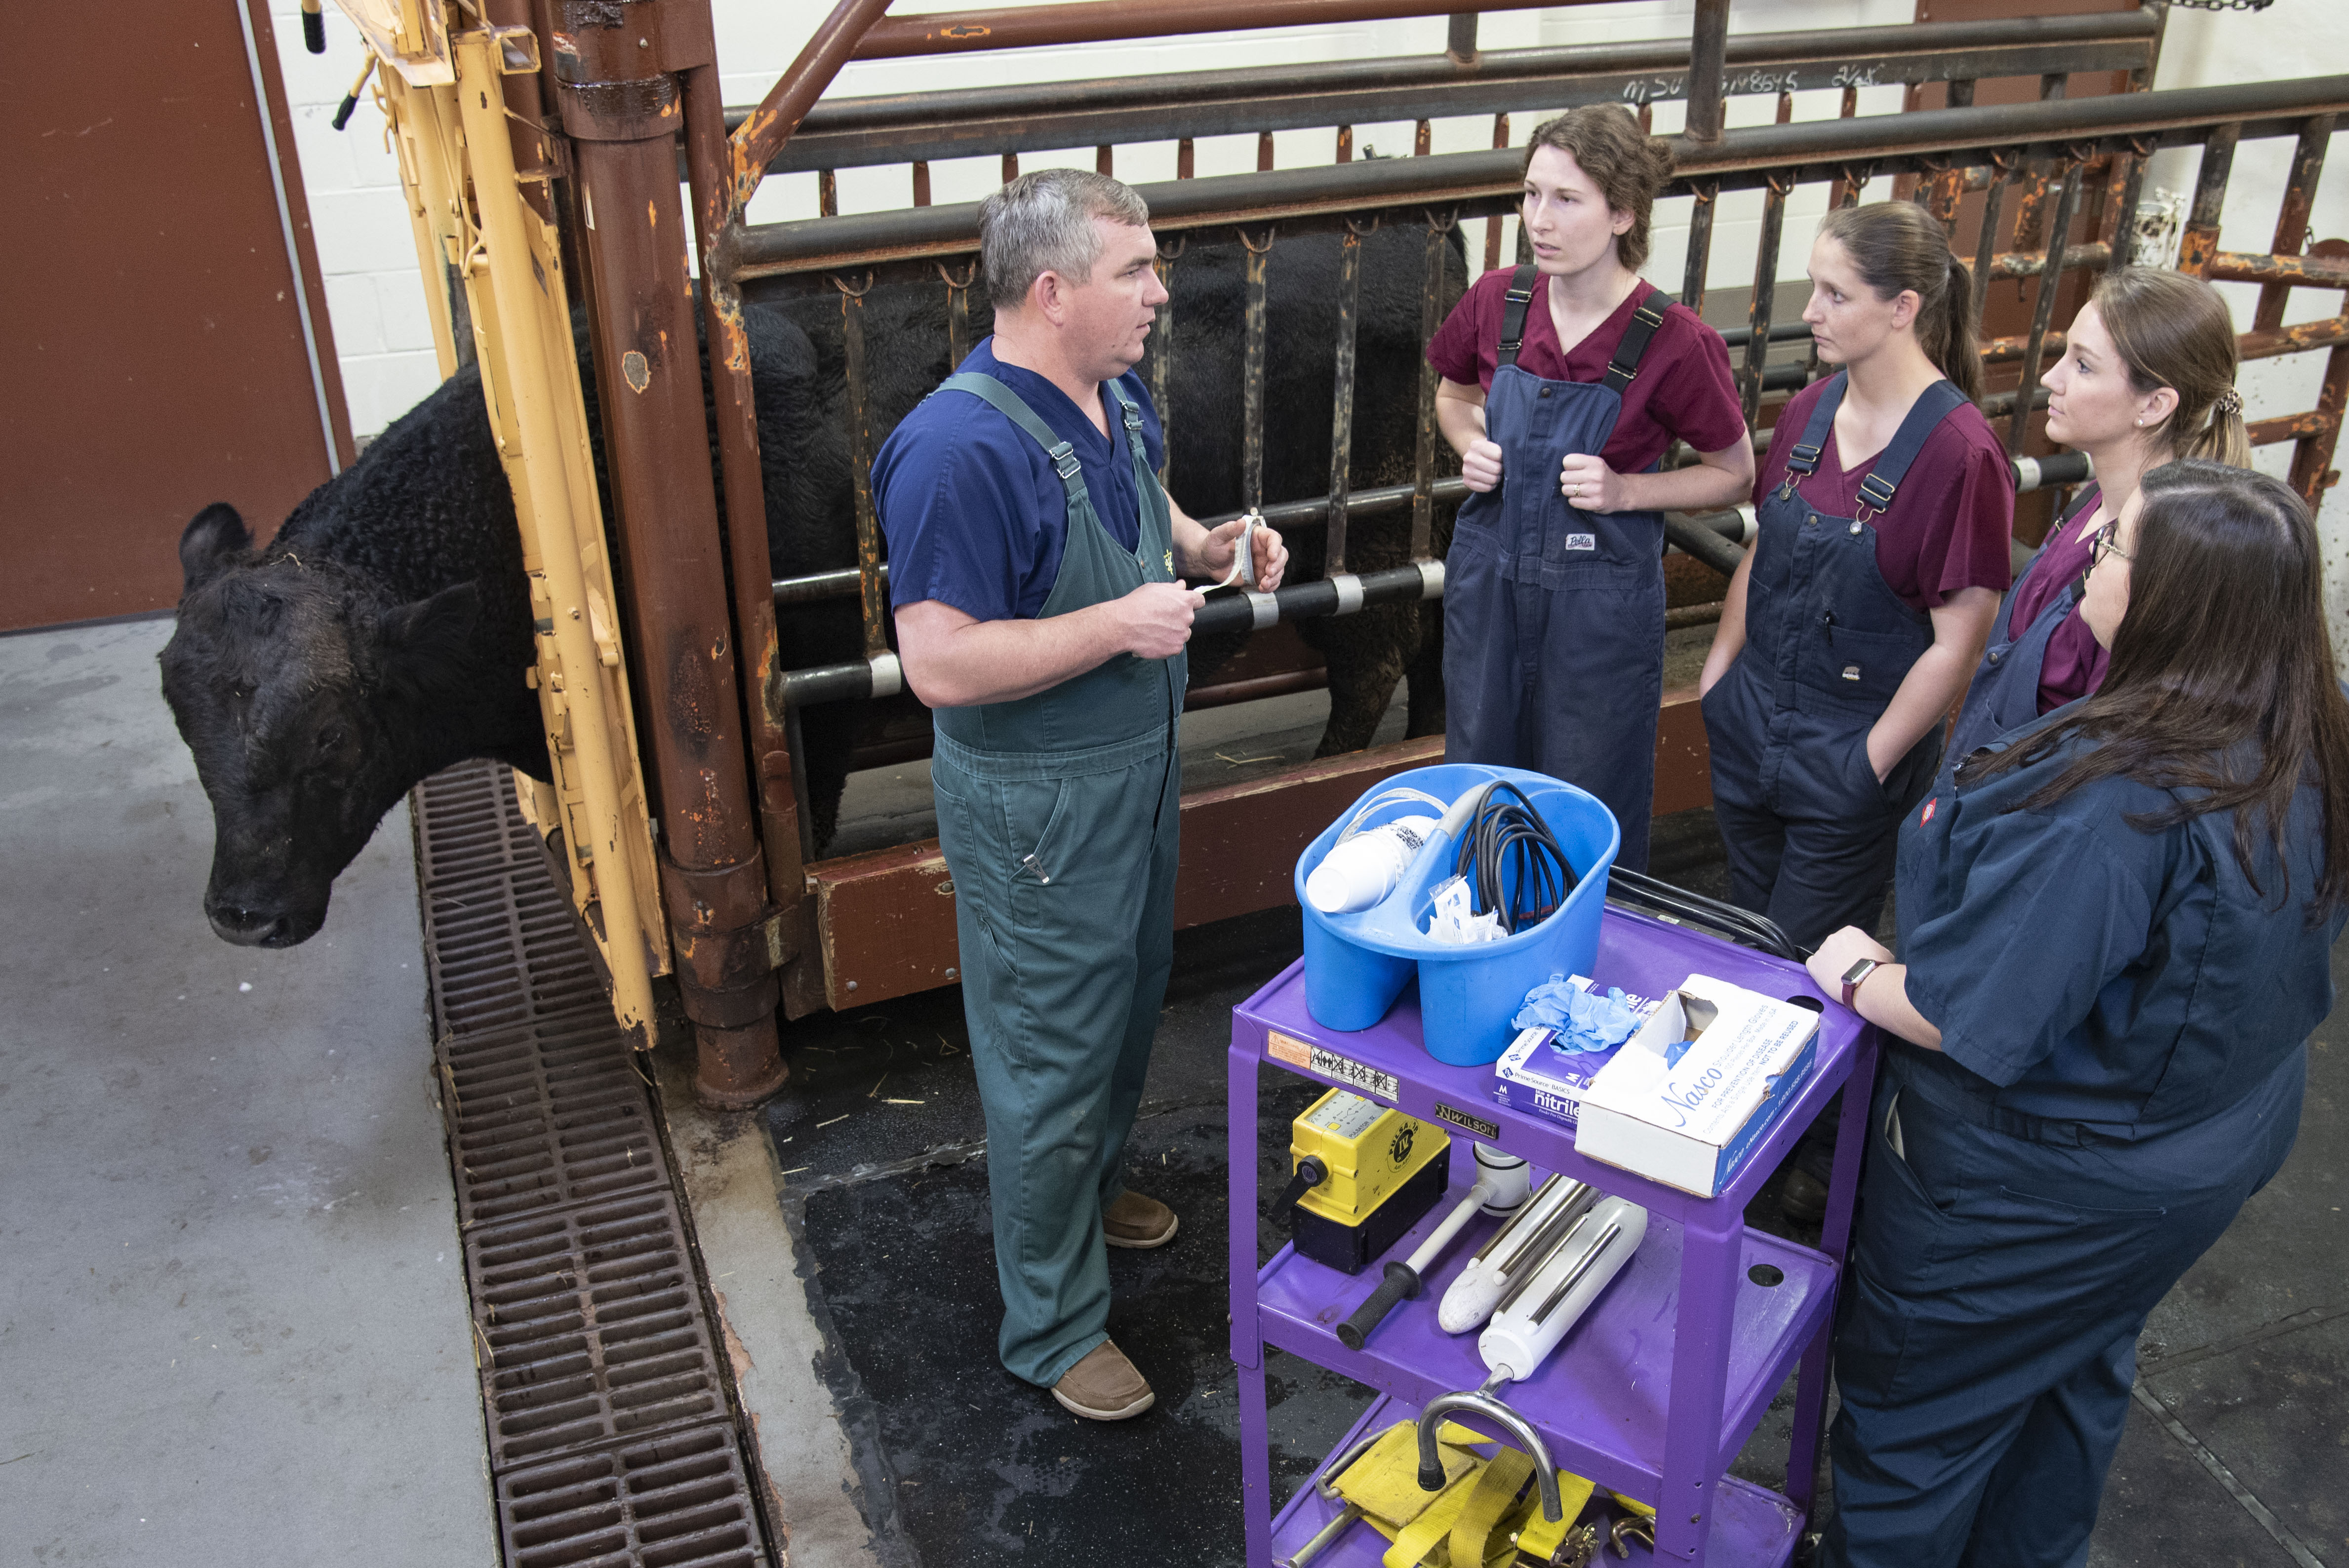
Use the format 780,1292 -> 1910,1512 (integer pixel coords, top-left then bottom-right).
797,1068 -> 1370,1566
411,762 -> 773,1566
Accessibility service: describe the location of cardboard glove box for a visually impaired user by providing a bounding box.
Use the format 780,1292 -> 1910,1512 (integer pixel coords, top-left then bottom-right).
1572,974 -> 1820,1198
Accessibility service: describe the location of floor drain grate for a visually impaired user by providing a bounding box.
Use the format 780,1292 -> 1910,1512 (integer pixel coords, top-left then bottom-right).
411,762 -> 771,1566
440,1005 -> 670,1229
469,1188 -> 727,1467
496,1422 -> 765,1568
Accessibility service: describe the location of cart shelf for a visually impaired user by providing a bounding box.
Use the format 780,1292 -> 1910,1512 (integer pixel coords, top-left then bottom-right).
1268,1395 -> 1805,1568
1229,907 -> 1879,1566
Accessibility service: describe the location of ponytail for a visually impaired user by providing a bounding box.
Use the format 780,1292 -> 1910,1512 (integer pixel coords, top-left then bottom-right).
2182,385 -> 2253,468
1817,203 -> 1981,401
1927,249 -> 1984,404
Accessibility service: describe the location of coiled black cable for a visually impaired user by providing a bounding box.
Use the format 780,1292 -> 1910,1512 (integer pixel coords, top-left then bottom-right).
1603,866 -> 1808,960
1452,782 -> 1580,935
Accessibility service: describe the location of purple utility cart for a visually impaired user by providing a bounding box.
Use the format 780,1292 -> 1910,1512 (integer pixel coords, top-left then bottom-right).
1228,905 -> 1877,1567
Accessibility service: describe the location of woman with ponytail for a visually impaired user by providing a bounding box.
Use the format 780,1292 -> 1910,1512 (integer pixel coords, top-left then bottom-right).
1429,105 -> 1752,872
1945,268 -> 2250,770
1698,202 -> 2012,949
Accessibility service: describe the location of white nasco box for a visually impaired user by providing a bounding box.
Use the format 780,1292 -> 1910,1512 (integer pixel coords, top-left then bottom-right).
1573,974 -> 1820,1198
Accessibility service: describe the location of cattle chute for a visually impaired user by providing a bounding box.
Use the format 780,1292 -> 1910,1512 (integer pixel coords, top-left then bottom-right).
334,0 -> 2349,1106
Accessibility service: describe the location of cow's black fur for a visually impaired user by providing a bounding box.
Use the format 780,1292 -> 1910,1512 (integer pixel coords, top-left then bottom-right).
755,221 -> 1469,752
161,305 -> 854,947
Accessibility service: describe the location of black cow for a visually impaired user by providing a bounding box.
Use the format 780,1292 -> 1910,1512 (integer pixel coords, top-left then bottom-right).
168,227 -> 1460,949
161,305 -> 859,947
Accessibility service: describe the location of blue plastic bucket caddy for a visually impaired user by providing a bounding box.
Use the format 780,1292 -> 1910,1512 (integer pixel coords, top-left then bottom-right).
1294,765 -> 1620,1065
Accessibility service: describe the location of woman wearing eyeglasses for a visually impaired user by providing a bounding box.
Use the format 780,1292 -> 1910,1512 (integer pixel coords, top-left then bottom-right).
1803,461 -> 2349,1567
1944,268 -> 2250,775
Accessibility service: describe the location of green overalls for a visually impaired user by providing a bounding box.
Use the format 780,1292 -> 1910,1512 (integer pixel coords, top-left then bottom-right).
927,371 -> 1187,1388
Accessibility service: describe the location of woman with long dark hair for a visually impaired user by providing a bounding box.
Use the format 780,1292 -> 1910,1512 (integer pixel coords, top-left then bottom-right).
1946,266 -> 2251,770
1430,105 -> 1752,871
1699,202 -> 2013,950
1804,461 -> 2349,1565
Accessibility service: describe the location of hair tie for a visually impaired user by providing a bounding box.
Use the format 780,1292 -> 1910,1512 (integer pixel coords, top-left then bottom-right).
2214,387 -> 2244,419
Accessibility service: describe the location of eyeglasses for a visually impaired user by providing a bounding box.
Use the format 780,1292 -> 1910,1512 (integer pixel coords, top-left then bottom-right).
2091,517 -> 2134,567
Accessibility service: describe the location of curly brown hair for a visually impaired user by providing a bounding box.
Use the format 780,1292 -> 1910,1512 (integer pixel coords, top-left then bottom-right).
1520,106 -> 1676,274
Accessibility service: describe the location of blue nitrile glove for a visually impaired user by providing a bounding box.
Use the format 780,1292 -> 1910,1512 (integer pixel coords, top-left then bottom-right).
1530,981 -> 1641,1057
1513,973 -> 1576,1031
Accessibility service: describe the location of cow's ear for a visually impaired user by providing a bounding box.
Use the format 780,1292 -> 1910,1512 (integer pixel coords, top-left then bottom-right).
179,504 -> 253,595
379,582 -> 480,702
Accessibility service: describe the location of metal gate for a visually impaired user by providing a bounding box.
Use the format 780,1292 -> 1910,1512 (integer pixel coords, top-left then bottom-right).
337,0 -> 2347,1101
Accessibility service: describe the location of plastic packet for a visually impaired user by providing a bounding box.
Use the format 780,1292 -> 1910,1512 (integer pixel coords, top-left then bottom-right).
1424,873 -> 1504,945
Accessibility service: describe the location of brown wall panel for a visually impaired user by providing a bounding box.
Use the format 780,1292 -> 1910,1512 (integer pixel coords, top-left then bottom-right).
1,0 -> 350,630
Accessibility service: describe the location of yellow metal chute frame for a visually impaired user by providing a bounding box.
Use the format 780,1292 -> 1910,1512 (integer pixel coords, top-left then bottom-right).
357,12 -> 669,1038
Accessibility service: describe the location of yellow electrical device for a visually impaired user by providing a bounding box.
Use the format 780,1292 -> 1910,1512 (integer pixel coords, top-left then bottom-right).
1282,1089 -> 1451,1275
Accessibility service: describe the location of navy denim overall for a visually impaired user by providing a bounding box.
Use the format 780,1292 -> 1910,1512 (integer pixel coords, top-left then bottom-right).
1942,546 -> 2084,781
1702,372 -> 1967,948
1444,271 -> 1675,871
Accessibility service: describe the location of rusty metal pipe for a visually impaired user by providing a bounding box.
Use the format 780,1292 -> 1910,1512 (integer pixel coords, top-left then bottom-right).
733,0 -> 892,212
1327,224 -> 1364,575
1411,212 -> 1455,561
2009,161 -> 2080,456
2178,119 -> 2241,278
1741,174 -> 1788,429
855,0 -> 1571,60
1682,179 -> 1716,314
742,21 -> 2155,176
2256,115 -> 2335,331
1242,226 -> 1274,511
559,0 -> 786,1108
1684,0 -> 1731,145
2212,248 -> 2349,290
681,60 -> 811,1034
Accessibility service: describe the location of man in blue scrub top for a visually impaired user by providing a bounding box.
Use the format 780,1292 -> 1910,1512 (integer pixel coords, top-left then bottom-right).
875,170 -> 1286,1422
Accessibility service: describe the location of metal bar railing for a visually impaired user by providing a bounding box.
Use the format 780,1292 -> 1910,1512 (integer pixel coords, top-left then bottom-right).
2008,158 -> 2081,457
736,82 -> 2345,756
732,23 -> 2155,196
1327,222 -> 1366,575
733,76 -> 2349,281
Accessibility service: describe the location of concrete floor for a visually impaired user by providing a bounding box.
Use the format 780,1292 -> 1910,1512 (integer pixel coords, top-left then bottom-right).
0,618 -> 495,1567
6,615 -> 2341,1567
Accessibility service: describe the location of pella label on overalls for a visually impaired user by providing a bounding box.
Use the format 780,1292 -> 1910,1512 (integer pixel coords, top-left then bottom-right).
1565,533 -> 1596,550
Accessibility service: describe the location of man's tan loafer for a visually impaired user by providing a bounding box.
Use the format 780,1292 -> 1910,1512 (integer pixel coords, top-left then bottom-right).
1102,1190 -> 1179,1250
1051,1340 -> 1155,1420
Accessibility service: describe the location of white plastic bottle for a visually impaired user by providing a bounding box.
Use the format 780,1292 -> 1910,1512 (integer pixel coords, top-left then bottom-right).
1305,816 -> 1439,913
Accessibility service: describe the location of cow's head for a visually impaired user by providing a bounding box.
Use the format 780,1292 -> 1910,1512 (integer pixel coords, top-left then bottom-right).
160,504 -> 479,946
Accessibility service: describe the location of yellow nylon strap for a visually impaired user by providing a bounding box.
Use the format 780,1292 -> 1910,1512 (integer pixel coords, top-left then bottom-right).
1445,1448 -> 1535,1568
1512,1471 -> 1599,1559
1331,1423 -> 1492,1529
1611,1491 -> 1657,1520
1381,1473 -> 1483,1568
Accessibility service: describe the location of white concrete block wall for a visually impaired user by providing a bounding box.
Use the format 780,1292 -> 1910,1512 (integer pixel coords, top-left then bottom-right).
267,2 -> 442,441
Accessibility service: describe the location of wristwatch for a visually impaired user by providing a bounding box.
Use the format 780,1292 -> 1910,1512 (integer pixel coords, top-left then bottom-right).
1840,957 -> 1881,1010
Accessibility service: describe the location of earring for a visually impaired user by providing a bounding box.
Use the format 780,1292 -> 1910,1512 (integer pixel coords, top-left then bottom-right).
2135,416 -> 2144,427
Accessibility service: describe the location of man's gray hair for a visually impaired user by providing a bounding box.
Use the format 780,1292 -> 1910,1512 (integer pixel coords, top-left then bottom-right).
979,169 -> 1152,312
